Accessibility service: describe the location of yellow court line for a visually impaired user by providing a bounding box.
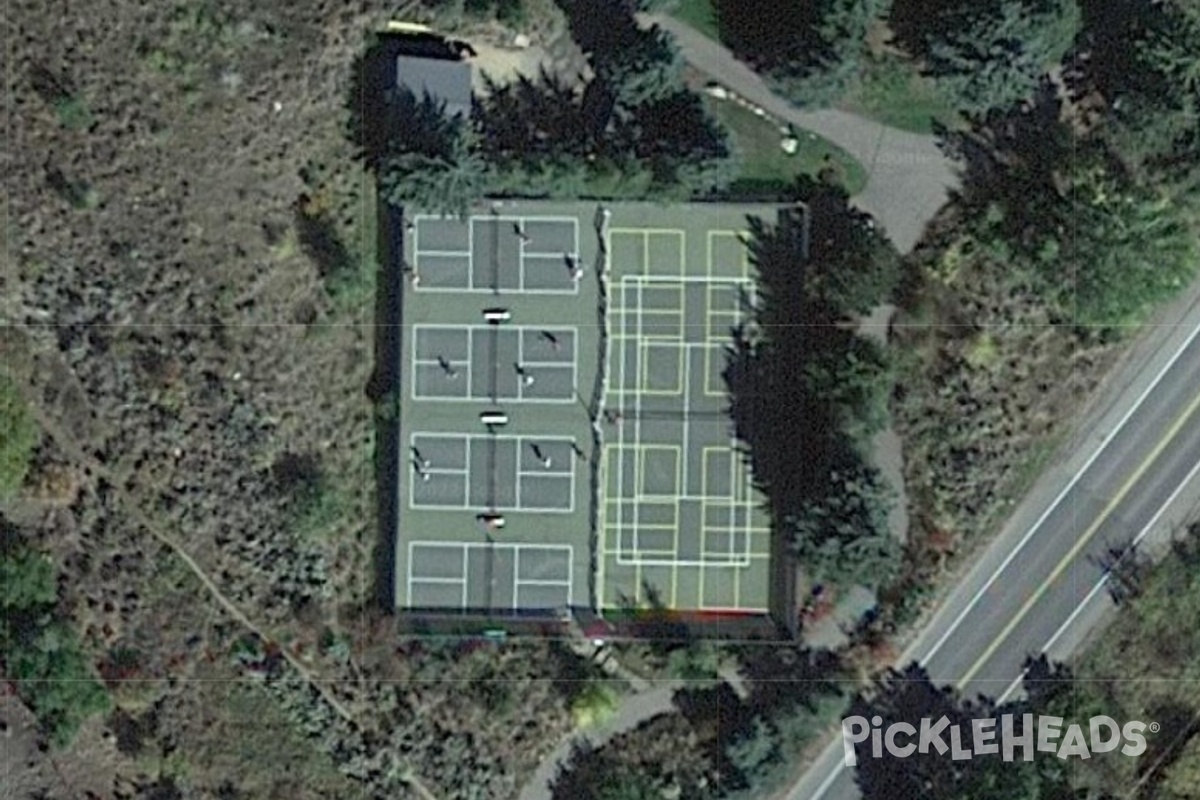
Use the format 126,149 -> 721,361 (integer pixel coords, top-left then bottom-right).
707,230 -> 751,281
671,502 -> 680,608
644,230 -> 687,279
704,343 -> 725,398
640,286 -> 686,314
597,446 -> 613,609
707,312 -> 742,342
734,555 -> 742,609
701,446 -> 735,499
639,340 -> 685,395
637,444 -> 682,499
957,387 -> 1200,688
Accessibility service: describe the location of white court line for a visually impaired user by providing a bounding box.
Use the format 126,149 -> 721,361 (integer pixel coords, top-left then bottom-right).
405,539 -> 413,606
414,286 -> 579,295
613,281 -> 629,562
634,280 -> 646,561
410,328 -> 471,403
408,542 -> 574,611
412,325 -> 575,403
566,541 -> 575,605
618,556 -> 752,568
727,451 -> 736,563
409,432 -> 470,470
516,215 -> 526,291
683,343 -> 691,498
621,275 -> 757,284
995,454 -> 1200,705
461,542 -> 470,610
406,541 -> 468,608
916,318 -> 1200,667
514,436 -> 576,514
512,547 -> 520,611
414,249 -> 472,257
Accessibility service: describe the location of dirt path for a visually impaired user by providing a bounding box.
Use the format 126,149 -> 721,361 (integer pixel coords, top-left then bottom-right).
9,323 -> 441,800
644,14 -> 959,254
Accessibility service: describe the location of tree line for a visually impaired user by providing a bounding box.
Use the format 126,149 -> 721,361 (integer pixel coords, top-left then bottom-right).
348,0 -> 736,218
726,177 -> 901,594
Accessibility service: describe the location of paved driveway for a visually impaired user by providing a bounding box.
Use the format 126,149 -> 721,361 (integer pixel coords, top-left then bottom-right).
645,14 -> 960,253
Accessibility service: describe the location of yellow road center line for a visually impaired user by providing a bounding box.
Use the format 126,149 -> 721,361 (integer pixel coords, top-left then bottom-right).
957,386 -> 1200,689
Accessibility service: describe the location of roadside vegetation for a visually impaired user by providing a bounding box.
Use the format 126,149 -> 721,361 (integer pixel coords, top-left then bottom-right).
1039,522 -> 1200,798
844,522 -> 1200,800
552,643 -> 850,800
885,0 -> 1200,635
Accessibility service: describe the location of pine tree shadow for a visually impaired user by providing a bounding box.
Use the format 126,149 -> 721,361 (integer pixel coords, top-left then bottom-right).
710,0 -> 820,73
346,34 -> 463,172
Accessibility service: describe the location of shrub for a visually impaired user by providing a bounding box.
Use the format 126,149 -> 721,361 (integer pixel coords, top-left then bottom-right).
0,376 -> 38,497
571,681 -> 619,728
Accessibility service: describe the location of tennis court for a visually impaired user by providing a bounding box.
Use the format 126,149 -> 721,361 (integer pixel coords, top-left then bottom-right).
394,200 -> 787,618
410,324 -> 578,402
396,202 -> 602,614
406,542 -> 574,610
407,433 -> 578,512
598,212 -> 776,613
410,213 -> 581,293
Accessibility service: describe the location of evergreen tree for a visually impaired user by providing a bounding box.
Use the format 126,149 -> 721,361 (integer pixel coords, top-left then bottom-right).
921,0 -> 1081,116
788,458 -> 901,590
382,125 -> 487,218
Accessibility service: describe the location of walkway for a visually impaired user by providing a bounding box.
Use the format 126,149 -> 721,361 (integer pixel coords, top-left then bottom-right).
517,680 -> 682,800
645,14 -> 960,254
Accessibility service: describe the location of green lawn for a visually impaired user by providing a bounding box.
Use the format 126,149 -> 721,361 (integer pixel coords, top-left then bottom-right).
840,56 -> 961,135
670,0 -> 719,42
709,98 -> 868,196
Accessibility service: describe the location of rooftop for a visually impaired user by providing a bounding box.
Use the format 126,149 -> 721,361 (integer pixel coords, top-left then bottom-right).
395,53 -> 473,119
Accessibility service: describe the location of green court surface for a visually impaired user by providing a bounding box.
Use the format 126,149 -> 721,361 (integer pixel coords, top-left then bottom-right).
395,200 -> 789,617
599,207 -> 777,613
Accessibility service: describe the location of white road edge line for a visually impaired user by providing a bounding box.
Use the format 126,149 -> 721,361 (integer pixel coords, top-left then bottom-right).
806,319 -> 1200,800
914,319 -> 1200,666
995,453 -> 1200,705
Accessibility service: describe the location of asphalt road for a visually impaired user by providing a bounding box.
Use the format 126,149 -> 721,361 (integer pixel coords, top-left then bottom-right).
789,304 -> 1200,800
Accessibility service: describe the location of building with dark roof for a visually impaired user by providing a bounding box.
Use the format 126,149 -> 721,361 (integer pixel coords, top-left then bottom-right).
395,52 -> 473,119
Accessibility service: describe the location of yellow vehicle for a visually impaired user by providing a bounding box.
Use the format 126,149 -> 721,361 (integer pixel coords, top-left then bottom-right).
384,20 -> 434,34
